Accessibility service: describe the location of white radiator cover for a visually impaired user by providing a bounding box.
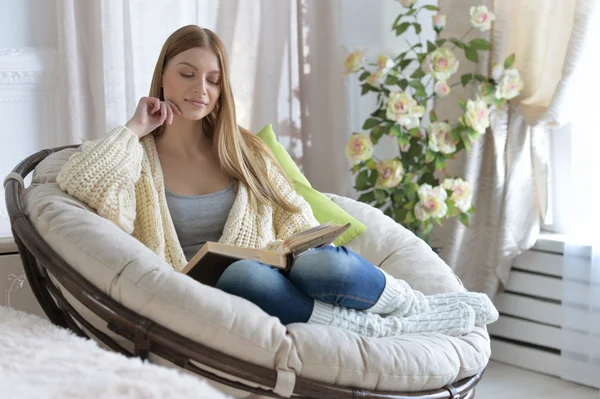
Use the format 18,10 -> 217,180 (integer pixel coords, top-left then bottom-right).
489,233 -> 600,389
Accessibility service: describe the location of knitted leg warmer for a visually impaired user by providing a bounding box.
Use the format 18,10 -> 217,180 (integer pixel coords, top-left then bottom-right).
308,301 -> 475,338
368,270 -> 499,326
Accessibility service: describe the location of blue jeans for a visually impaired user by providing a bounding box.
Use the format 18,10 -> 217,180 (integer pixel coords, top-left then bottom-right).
215,246 -> 385,325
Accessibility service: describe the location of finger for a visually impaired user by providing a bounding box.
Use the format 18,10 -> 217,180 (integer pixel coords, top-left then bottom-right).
166,101 -> 173,125
151,97 -> 161,114
159,102 -> 167,125
167,99 -> 183,115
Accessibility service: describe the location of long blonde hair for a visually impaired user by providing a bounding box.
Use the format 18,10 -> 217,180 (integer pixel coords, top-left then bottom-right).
149,25 -> 299,213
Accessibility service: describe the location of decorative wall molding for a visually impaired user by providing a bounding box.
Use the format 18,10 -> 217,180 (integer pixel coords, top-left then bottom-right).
0,47 -> 59,88
0,47 -> 61,231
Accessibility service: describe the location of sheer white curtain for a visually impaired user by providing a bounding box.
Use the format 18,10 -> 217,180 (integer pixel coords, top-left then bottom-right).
439,0 -> 599,298
56,0 -> 351,195
561,6 -> 600,388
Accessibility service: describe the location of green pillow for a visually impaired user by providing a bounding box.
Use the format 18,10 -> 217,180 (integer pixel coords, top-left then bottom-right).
256,124 -> 366,246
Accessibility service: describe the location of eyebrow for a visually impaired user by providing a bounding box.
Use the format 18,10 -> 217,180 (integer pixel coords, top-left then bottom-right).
176,61 -> 220,74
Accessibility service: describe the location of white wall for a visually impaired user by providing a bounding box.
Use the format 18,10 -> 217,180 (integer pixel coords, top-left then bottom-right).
0,0 -> 59,237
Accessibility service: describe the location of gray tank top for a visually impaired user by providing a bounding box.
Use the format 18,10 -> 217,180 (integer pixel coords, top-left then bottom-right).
165,181 -> 236,261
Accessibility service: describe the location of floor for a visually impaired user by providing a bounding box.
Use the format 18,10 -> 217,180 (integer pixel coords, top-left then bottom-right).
476,361 -> 599,398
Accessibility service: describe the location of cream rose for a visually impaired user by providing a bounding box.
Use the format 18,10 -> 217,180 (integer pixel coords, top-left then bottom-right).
414,184 -> 448,220
375,158 -> 405,189
367,70 -> 385,86
470,5 -> 496,31
345,133 -> 373,164
463,98 -> 490,134
433,13 -> 447,31
428,122 -> 457,154
443,178 -> 473,212
397,0 -> 417,7
344,49 -> 366,76
434,80 -> 451,97
386,91 -> 425,129
495,68 -> 524,100
376,54 -> 394,74
425,48 -> 459,81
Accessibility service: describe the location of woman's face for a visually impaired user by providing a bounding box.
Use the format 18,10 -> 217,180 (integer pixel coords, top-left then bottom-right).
162,47 -> 222,121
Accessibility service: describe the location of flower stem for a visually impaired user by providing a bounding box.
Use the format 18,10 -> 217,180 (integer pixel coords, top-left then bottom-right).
451,27 -> 474,50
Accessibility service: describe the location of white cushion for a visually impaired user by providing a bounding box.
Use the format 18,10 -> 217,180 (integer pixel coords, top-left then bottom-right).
23,149 -> 490,395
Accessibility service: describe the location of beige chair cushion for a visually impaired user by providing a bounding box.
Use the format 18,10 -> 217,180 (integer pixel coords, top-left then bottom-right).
24,149 -> 490,396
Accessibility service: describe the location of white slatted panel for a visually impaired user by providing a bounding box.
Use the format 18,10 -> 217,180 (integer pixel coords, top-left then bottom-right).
490,340 -> 562,376
512,251 -> 563,277
495,292 -> 561,326
489,315 -> 562,350
505,271 -> 562,300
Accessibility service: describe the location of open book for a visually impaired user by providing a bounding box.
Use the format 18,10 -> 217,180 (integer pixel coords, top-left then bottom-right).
181,222 -> 351,286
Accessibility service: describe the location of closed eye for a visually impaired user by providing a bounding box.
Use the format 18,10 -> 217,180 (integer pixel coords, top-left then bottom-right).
180,73 -> 194,78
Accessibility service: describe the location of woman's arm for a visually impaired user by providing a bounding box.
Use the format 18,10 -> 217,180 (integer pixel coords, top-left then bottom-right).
56,126 -> 144,234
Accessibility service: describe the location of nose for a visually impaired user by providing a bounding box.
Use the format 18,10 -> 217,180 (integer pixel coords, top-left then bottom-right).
193,79 -> 208,96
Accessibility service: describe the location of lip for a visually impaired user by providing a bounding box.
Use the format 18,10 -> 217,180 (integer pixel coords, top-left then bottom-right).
185,99 -> 208,108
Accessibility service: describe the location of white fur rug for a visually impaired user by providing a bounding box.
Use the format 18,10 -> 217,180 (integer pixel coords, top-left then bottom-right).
0,306 -> 232,399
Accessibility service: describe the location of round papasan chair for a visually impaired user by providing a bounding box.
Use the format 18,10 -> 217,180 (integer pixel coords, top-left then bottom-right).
4,146 -> 491,399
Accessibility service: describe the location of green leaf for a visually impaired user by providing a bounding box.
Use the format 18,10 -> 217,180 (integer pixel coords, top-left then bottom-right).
504,53 -> 515,69
398,79 -> 409,91
446,200 -> 458,217
356,170 -> 370,190
365,158 -> 377,169
459,212 -> 470,226
417,53 -> 427,63
460,73 -> 473,87
358,191 -> 376,204
410,67 -> 426,79
482,83 -> 495,95
404,211 -> 416,225
361,84 -> 373,95
458,99 -> 467,111
368,169 -> 379,185
407,8 -> 418,16
370,126 -> 384,144
425,150 -> 436,163
392,14 -> 403,29
385,74 -> 400,86
450,38 -> 467,49
392,191 -> 405,204
427,40 -> 437,53
429,110 -> 438,123
374,189 -> 388,204
351,163 -> 362,173
465,47 -> 479,63
371,108 -> 386,119
435,38 -> 447,47
397,134 -> 410,147
435,157 -> 446,171
395,22 -> 411,36
422,5 -> 440,11
408,127 -> 421,137
469,38 -> 490,50
389,123 -> 402,137
362,118 -> 380,130
473,74 -> 487,82
413,23 -> 422,35
398,59 -> 413,70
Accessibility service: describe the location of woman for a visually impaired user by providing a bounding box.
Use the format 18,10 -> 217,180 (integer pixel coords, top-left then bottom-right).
57,25 -> 497,338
